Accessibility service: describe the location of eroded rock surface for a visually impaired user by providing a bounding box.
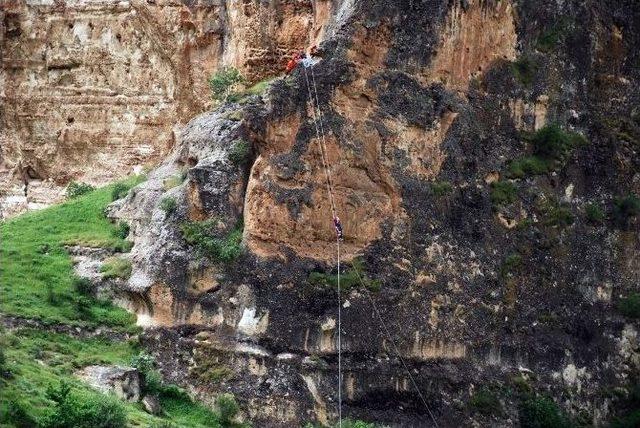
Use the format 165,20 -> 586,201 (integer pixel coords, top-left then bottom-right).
0,0 -> 335,217
9,0 -> 640,426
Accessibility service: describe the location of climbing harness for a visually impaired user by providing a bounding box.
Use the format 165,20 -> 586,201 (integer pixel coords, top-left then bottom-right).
301,60 -> 439,427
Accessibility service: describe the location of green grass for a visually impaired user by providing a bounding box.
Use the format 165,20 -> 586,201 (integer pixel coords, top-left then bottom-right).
0,176 -> 144,329
508,125 -> 588,179
500,253 -> 522,278
160,196 -> 178,215
507,156 -> 551,178
242,77 -> 275,97
100,257 -> 132,280
519,395 -> 572,428
614,194 -> 640,222
541,199 -> 574,228
585,203 -> 605,224
0,329 -> 224,427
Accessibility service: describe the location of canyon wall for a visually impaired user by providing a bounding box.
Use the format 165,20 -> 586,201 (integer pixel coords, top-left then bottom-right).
0,0 -> 333,217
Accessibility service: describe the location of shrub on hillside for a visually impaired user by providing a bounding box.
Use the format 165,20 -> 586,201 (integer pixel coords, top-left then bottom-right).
469,388 -> 502,416
585,203 -> 605,224
180,220 -> 243,263
41,381 -> 127,428
112,221 -> 130,239
510,56 -> 537,86
66,181 -> 95,199
490,181 -> 518,206
72,276 -> 93,296
110,183 -> 129,201
614,194 -> 640,224
431,181 -> 453,197
1,399 -> 37,428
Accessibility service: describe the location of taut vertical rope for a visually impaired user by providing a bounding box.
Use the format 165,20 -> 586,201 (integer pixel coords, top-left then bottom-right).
303,64 -> 342,427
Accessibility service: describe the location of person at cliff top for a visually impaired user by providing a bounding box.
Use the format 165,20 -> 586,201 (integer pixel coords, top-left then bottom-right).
285,51 -> 304,74
333,216 -> 344,241
301,45 -> 321,68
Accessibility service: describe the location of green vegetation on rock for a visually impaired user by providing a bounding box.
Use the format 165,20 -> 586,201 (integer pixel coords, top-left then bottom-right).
469,388 -> 502,416
100,256 -> 132,280
508,124 -> 588,179
618,293 -> 640,319
431,180 -> 453,197
163,171 -> 188,191
181,219 -> 244,263
585,203 -> 605,224
308,258 -> 381,292
613,194 -> 640,224
111,182 -> 130,201
491,181 -> 518,207
510,55 -> 537,86
160,196 -> 178,216
209,67 -> 245,103
519,395 -> 572,428
228,140 -> 251,166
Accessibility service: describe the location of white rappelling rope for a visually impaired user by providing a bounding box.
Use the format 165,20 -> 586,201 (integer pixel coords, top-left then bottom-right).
302,61 -> 440,427
302,64 -> 342,428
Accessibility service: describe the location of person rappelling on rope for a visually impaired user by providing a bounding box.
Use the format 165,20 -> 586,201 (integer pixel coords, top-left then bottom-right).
333,216 -> 344,241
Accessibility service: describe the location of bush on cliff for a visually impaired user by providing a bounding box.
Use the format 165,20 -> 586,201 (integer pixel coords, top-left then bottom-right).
180,219 -> 244,263
209,67 -> 245,103
519,395 -> 572,428
508,124 -> 588,178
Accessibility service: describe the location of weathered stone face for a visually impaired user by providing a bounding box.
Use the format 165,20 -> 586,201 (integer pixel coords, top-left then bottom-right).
12,0 -> 640,426
0,0 -> 333,218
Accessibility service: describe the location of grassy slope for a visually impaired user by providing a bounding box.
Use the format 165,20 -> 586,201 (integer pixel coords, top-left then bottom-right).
0,178 -> 142,329
0,179 -> 221,427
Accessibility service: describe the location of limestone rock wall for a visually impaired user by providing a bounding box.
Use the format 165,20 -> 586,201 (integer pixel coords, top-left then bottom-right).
0,0 -> 332,218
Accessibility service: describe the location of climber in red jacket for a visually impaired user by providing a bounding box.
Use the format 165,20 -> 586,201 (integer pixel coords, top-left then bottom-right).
285,51 -> 304,74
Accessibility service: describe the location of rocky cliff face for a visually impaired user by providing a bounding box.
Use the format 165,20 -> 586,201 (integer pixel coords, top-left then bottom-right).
0,0 -> 332,217
13,0 -> 640,426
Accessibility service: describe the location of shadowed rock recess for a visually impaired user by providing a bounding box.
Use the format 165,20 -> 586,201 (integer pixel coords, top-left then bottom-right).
10,0 -> 640,426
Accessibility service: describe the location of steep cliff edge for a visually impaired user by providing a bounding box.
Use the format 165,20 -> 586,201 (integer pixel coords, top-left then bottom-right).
8,0 -> 640,426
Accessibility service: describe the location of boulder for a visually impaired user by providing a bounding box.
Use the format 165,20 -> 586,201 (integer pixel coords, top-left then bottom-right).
142,395 -> 162,415
77,365 -> 141,402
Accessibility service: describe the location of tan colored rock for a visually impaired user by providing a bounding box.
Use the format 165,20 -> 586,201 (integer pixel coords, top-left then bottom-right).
425,0 -> 517,90
0,0 -> 330,218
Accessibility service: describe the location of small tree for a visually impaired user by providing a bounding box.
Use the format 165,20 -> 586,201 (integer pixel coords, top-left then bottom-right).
209,67 -> 245,103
